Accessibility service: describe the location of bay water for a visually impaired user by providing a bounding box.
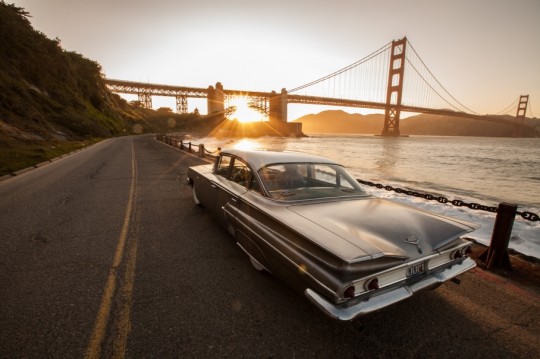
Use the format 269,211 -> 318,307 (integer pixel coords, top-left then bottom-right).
191,134 -> 540,259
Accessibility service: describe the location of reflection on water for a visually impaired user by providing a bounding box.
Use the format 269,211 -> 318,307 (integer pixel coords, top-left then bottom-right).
232,139 -> 259,150
375,138 -> 400,178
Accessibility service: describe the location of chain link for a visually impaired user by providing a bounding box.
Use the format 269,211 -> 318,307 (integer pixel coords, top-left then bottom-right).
519,211 -> 540,221
357,179 -> 538,222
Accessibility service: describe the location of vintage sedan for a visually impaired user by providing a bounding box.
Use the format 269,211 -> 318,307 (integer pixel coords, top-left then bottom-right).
186,149 -> 477,321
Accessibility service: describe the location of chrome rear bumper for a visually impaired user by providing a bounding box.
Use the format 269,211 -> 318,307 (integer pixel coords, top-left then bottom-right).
305,257 -> 476,321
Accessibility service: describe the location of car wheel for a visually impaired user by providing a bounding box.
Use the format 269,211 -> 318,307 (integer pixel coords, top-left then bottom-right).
192,185 -> 201,206
249,256 -> 265,271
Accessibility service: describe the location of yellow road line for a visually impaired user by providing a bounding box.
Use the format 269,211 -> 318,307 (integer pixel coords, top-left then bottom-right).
112,225 -> 139,359
84,140 -> 138,359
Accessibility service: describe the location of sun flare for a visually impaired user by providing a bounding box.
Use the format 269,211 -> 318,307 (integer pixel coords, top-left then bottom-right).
228,97 -> 264,123
232,139 -> 260,150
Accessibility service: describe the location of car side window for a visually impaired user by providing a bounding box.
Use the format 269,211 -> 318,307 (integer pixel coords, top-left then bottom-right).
229,159 -> 263,193
216,155 -> 232,177
230,159 -> 250,187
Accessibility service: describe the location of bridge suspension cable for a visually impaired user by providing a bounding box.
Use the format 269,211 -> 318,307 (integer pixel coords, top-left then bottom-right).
403,40 -> 479,114
288,41 -> 392,102
493,97 -> 519,116
287,38 -> 496,118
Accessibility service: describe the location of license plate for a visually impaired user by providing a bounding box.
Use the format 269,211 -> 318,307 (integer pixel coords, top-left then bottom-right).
406,262 -> 425,277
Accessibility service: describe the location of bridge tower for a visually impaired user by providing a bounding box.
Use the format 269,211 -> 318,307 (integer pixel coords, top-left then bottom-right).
207,82 -> 225,120
381,37 -> 407,137
176,95 -> 188,113
138,92 -> 152,109
513,95 -> 528,137
269,88 -> 288,122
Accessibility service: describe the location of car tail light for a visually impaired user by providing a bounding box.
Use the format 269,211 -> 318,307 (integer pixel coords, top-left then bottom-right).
364,278 -> 379,291
344,286 -> 355,299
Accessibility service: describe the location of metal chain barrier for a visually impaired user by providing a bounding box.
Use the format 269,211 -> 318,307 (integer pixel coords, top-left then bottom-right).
204,147 -> 220,156
157,135 -> 219,160
357,179 -> 539,222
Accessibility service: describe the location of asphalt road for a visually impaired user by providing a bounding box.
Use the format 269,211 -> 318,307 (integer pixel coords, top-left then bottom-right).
1,135 -> 538,359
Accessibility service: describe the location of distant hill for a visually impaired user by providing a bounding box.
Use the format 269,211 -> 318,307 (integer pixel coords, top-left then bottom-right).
293,110 -> 384,134
293,110 -> 540,137
401,114 -> 515,137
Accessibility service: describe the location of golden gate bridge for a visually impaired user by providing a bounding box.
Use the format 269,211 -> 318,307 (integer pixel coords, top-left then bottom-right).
105,37 -> 531,137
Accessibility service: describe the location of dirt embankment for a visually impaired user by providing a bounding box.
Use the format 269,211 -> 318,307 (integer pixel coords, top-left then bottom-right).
468,242 -> 540,293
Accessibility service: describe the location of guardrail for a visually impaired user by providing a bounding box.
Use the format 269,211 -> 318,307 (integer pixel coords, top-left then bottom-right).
156,134 -> 219,161
156,134 -> 539,271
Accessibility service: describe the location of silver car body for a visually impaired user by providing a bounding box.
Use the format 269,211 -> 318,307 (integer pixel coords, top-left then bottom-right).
187,148 -> 477,320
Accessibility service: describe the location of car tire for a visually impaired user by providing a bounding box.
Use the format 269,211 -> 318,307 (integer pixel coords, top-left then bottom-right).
192,185 -> 201,206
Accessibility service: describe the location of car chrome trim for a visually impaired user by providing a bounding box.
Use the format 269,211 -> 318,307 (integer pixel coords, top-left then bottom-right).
268,193 -> 372,204
240,216 -> 337,298
236,242 -> 272,273
348,241 -> 472,294
305,257 -> 476,321
404,235 -> 421,246
346,251 -> 391,264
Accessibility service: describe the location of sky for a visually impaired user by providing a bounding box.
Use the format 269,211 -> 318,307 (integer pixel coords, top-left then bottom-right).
11,0 -> 540,120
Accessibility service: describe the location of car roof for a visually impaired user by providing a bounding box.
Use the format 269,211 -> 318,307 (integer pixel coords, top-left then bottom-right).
221,148 -> 338,171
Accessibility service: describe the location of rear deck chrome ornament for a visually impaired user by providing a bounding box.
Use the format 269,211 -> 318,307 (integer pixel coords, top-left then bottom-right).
405,235 -> 422,253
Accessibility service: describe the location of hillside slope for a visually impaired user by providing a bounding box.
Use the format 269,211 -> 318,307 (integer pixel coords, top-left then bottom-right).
0,2 -> 216,175
0,2 -> 138,145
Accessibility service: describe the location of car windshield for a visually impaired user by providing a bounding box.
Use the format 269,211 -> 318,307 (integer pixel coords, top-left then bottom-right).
258,162 -> 368,201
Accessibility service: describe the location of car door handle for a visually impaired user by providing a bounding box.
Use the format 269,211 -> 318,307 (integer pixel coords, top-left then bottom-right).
231,197 -> 239,203
211,184 -> 217,189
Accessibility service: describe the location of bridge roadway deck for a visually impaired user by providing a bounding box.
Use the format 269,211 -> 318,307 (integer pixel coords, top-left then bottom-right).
105,79 -> 524,129
0,135 -> 538,358
288,94 -> 523,126
105,78 -> 274,99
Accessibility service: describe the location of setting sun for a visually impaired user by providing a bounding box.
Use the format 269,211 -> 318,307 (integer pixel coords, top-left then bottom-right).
227,97 -> 265,123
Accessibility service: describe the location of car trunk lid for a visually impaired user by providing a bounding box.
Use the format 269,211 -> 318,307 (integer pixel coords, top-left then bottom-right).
287,197 -> 477,263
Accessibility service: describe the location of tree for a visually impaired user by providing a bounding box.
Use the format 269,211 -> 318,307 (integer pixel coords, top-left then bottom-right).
129,100 -> 143,107
156,107 -> 173,113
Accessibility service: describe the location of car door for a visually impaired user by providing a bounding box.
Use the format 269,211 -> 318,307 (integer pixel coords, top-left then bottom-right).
191,156 -> 228,215
214,157 -> 250,235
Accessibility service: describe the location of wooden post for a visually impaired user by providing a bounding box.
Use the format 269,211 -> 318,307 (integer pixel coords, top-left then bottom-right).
478,202 -> 516,271
199,144 -> 205,157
